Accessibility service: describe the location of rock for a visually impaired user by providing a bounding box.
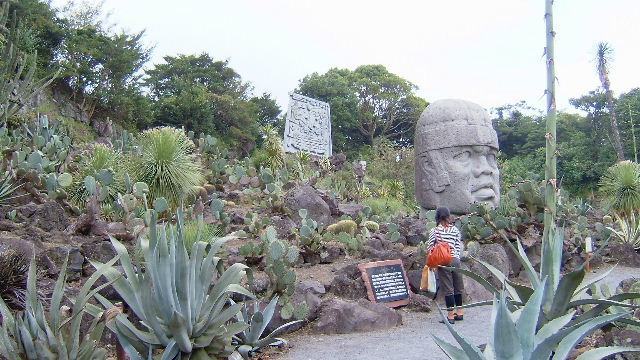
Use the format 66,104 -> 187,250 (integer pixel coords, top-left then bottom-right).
468,243 -> 510,289
298,280 -> 326,296
16,202 -> 38,218
249,177 -> 260,188
525,243 -> 542,269
603,328 -> 640,360
0,220 -> 18,231
329,153 -> 347,170
461,262 -> 493,302
227,208 -> 246,225
93,265 -> 124,301
282,181 -> 296,191
269,215 -> 296,239
81,241 -> 117,264
399,218 -> 427,246
502,242 -> 523,276
106,222 -> 126,234
362,247 -> 403,262
337,204 -> 364,219
0,234 -> 37,258
407,293 -> 432,312
45,246 -> 84,281
319,244 -> 343,264
317,190 -> 339,216
32,201 -> 68,231
250,272 -> 270,294
406,269 -> 423,293
284,185 -> 331,226
617,277 -> 640,293
329,274 -> 366,300
263,286 -> 323,334
301,248 -> 321,266
605,243 -> 640,267
312,298 -> 402,334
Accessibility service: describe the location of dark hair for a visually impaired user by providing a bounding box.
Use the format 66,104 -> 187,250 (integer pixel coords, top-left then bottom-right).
435,206 -> 451,224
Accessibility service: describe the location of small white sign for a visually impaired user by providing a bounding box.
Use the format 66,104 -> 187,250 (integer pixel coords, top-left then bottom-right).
585,237 -> 593,253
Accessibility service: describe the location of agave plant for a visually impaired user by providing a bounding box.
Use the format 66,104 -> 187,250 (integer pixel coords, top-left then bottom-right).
92,210 -> 254,360
0,253 -> 118,360
447,227 -> 640,329
260,125 -> 284,170
434,282 -> 640,360
134,127 -> 204,208
607,211 -> 640,249
232,296 -> 303,359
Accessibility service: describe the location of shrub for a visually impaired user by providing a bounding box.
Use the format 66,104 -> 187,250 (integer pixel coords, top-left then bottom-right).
0,250 -> 28,309
364,197 -> 414,217
600,160 -> 640,216
134,127 -> 204,208
69,144 -> 126,205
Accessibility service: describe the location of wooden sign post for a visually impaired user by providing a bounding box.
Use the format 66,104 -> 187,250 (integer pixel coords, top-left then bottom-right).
358,259 -> 411,308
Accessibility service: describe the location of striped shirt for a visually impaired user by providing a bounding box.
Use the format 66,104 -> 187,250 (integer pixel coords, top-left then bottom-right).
427,224 -> 462,259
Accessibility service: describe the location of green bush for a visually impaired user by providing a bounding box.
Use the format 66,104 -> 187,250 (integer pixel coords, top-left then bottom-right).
599,160 -> 640,216
133,127 -> 204,208
69,144 -> 127,206
363,197 -> 414,217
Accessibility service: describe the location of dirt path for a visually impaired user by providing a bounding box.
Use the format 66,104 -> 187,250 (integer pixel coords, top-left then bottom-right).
275,265 -> 638,360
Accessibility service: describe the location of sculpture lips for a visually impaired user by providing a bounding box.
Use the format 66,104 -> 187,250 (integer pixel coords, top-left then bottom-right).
471,187 -> 495,200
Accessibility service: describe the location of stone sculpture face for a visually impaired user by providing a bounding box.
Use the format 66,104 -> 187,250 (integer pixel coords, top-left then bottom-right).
414,99 -> 500,214
283,93 -> 332,156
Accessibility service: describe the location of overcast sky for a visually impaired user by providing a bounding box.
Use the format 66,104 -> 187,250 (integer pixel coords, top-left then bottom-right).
60,0 -> 640,115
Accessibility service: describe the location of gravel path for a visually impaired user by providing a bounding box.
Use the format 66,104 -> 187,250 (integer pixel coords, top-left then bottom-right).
276,265 -> 638,360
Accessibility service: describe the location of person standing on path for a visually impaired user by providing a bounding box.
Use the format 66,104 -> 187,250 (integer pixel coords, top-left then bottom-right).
427,206 -> 465,324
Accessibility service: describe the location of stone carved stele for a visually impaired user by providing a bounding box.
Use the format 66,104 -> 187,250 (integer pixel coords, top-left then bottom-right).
414,99 -> 500,214
283,93 -> 332,157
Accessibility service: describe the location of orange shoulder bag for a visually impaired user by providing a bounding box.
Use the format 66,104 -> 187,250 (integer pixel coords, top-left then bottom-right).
426,228 -> 452,268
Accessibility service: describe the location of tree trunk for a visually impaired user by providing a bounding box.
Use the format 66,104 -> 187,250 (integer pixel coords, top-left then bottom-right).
543,0 -> 557,245
604,85 -> 625,161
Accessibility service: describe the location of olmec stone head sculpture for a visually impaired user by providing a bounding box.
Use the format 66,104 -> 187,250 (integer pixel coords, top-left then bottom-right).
414,99 -> 500,214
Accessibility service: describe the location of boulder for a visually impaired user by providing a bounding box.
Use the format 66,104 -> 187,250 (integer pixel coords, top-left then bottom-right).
264,283 -> 323,334
298,280 -> 326,296
46,246 -> 84,281
269,215 -> 296,239
617,277 -> 640,293
81,241 -> 117,264
605,243 -> 640,267
329,264 -> 367,300
329,153 -> 347,170
319,244 -> 343,264
312,298 -> 402,334
603,328 -> 640,360
31,201 -> 69,232
337,204 -> 364,219
362,247 -> 403,263
468,243 -> 511,290
317,190 -> 339,216
284,185 -> 331,226
0,234 -> 37,258
406,269 -> 423,294
399,218 -> 427,246
461,262 -> 493,302
407,293 -> 432,312
502,242 -> 523,276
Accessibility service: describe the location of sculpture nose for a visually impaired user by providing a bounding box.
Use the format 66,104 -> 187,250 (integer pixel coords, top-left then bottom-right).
472,155 -> 493,177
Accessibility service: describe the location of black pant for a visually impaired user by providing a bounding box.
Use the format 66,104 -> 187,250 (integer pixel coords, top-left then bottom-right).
438,257 -> 464,309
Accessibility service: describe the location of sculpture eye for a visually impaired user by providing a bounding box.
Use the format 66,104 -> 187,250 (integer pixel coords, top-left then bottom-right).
486,153 -> 497,166
454,151 -> 470,162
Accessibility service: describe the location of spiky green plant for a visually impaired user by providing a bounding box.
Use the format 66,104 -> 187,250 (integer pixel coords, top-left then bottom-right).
0,249 -> 28,309
434,282 -> 640,360
134,127 -> 204,208
0,169 -> 23,205
0,252 -> 117,360
233,296 -> 302,359
599,161 -> 640,216
261,125 -> 284,169
69,144 -> 127,205
607,211 -> 640,249
92,210 -> 254,360
182,216 -> 224,253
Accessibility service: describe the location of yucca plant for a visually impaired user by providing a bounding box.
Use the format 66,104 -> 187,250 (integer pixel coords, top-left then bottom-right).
182,215 -> 224,254
434,281 -> 640,360
261,125 -> 284,170
134,127 -> 204,209
232,296 -> 303,359
0,252 -> 118,360
69,144 -> 127,206
599,161 -> 640,217
91,210 -> 254,360
0,169 -> 23,205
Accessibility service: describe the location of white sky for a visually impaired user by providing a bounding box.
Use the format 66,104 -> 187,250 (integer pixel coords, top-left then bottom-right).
60,0 -> 640,114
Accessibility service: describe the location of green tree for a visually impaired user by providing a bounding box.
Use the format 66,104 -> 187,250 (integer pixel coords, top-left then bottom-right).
596,42 -> 625,161
296,65 -> 426,155
145,53 -> 263,153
